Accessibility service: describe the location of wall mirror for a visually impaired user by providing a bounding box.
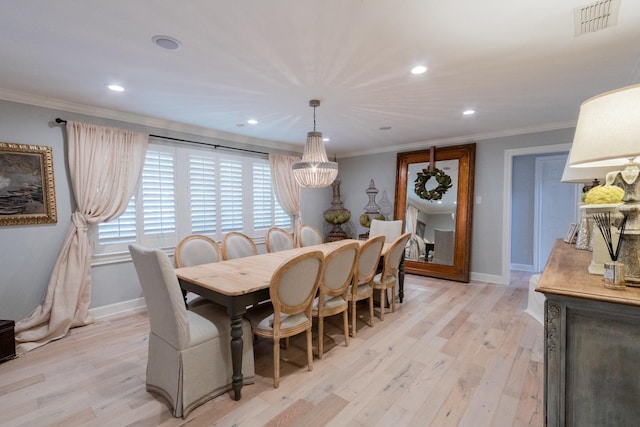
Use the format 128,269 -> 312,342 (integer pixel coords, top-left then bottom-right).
394,143 -> 476,282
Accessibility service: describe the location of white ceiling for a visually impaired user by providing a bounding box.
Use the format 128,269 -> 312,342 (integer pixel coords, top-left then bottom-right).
1,0 -> 639,156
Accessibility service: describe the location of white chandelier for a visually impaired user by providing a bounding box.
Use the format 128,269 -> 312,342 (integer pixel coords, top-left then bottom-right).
292,99 -> 338,188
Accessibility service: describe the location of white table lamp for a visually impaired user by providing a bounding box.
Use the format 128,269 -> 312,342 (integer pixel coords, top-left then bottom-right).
569,84 -> 640,284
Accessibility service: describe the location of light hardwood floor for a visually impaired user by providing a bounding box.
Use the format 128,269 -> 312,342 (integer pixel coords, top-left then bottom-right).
0,272 -> 543,427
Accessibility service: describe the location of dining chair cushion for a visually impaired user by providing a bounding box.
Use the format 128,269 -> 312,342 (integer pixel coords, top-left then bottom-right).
254,312 -> 309,331
313,294 -> 347,311
348,282 -> 373,298
175,235 -> 222,268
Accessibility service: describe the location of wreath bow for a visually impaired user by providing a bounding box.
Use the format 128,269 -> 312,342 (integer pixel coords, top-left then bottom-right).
414,167 -> 452,201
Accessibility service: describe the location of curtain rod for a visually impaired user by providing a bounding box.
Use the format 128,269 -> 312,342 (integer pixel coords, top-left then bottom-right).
54,118 -> 269,156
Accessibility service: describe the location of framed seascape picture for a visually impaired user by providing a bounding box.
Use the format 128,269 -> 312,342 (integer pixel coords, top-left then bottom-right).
0,142 -> 57,226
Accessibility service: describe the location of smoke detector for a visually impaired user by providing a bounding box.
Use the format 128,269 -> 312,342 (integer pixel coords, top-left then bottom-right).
574,0 -> 620,36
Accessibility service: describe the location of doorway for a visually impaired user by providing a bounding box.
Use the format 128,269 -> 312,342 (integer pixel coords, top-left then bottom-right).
533,154 -> 579,272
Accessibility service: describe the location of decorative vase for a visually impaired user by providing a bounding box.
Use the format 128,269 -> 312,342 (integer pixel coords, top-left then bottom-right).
359,179 -> 385,238
323,179 -> 351,242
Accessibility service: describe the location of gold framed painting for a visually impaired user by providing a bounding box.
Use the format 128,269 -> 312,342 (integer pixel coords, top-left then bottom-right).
0,142 -> 57,226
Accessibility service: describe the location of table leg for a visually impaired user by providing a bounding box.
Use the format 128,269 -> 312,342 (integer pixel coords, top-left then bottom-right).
229,312 -> 244,401
398,255 -> 405,303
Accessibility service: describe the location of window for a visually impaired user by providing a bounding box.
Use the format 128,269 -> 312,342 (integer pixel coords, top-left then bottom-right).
94,140 -> 291,258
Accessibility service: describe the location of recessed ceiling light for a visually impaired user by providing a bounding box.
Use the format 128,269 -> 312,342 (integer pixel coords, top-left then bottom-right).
152,35 -> 182,50
247,119 -> 258,125
411,65 -> 428,75
107,84 -> 125,92
323,137 -> 330,142
463,109 -> 476,116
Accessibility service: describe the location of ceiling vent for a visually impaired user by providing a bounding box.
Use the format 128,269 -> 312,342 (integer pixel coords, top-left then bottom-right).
574,0 -> 620,36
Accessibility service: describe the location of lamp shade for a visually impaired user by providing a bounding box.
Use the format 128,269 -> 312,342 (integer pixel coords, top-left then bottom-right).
291,100 -> 338,188
292,131 -> 338,187
569,84 -> 640,168
561,148 -> 621,183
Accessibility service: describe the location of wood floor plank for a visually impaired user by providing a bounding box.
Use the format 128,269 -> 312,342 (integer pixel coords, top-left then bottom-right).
0,272 -> 543,426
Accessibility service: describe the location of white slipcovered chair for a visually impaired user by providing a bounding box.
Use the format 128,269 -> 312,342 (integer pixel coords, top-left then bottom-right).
296,224 -> 323,247
245,250 -> 324,388
222,231 -> 258,260
369,219 -> 403,243
372,232 -> 412,321
174,234 -> 222,268
432,229 -> 455,265
348,235 -> 385,337
128,244 -> 255,418
312,241 -> 359,358
265,227 -> 295,253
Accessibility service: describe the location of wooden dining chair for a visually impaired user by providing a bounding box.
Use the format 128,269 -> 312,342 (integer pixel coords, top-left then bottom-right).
372,232 -> 412,321
222,231 -> 258,260
312,241 -> 359,358
296,224 -> 323,247
128,244 -> 254,417
174,234 -> 222,268
244,250 -> 324,388
265,227 -> 294,253
348,235 -> 385,337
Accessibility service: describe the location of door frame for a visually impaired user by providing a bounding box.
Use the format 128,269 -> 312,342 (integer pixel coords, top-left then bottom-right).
502,143 -> 571,286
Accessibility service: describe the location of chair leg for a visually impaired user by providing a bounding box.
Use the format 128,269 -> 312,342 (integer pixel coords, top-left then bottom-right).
379,288 -> 385,321
391,285 -> 396,313
318,316 -> 324,359
342,310 -> 349,347
351,300 -> 357,337
274,337 -> 280,388
306,327 -> 313,371
368,296 -> 374,327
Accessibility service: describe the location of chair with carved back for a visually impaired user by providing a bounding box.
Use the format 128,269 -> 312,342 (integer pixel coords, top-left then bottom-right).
348,235 -> 385,337
372,232 -> 412,321
312,241 -> 359,358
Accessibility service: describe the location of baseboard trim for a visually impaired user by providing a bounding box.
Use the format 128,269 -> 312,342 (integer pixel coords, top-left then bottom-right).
470,272 -> 506,285
89,297 -> 146,319
510,263 -> 535,272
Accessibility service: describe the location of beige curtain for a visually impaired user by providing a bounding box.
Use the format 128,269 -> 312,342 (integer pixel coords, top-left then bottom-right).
269,154 -> 302,237
15,121 -> 148,354
406,205 -> 419,260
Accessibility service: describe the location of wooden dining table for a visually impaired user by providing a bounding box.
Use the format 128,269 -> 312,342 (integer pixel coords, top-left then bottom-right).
175,238 -> 404,400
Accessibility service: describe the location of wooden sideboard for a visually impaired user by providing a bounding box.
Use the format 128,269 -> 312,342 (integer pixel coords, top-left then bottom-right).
536,240 -> 640,426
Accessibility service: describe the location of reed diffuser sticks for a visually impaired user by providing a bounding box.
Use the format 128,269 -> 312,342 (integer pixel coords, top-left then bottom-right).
593,212 -> 627,262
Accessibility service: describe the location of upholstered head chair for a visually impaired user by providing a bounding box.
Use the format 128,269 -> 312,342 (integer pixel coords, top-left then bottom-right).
222,232 -> 258,260
128,244 -> 254,418
372,232 -> 412,321
174,234 -> 222,268
245,250 -> 324,388
265,227 -> 294,253
348,235 -> 385,337
369,219 -> 403,243
296,224 -> 323,247
432,229 -> 455,265
312,241 -> 359,358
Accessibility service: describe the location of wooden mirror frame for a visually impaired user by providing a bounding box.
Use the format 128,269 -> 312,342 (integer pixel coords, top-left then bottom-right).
393,143 -> 476,282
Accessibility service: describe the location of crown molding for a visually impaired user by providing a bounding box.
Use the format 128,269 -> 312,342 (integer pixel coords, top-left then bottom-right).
339,120 -> 577,159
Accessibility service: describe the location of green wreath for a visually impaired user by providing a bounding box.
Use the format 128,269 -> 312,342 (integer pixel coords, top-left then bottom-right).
414,167 -> 453,201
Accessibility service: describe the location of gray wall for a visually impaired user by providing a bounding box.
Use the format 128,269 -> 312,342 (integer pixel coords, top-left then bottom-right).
0,98 -> 575,321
